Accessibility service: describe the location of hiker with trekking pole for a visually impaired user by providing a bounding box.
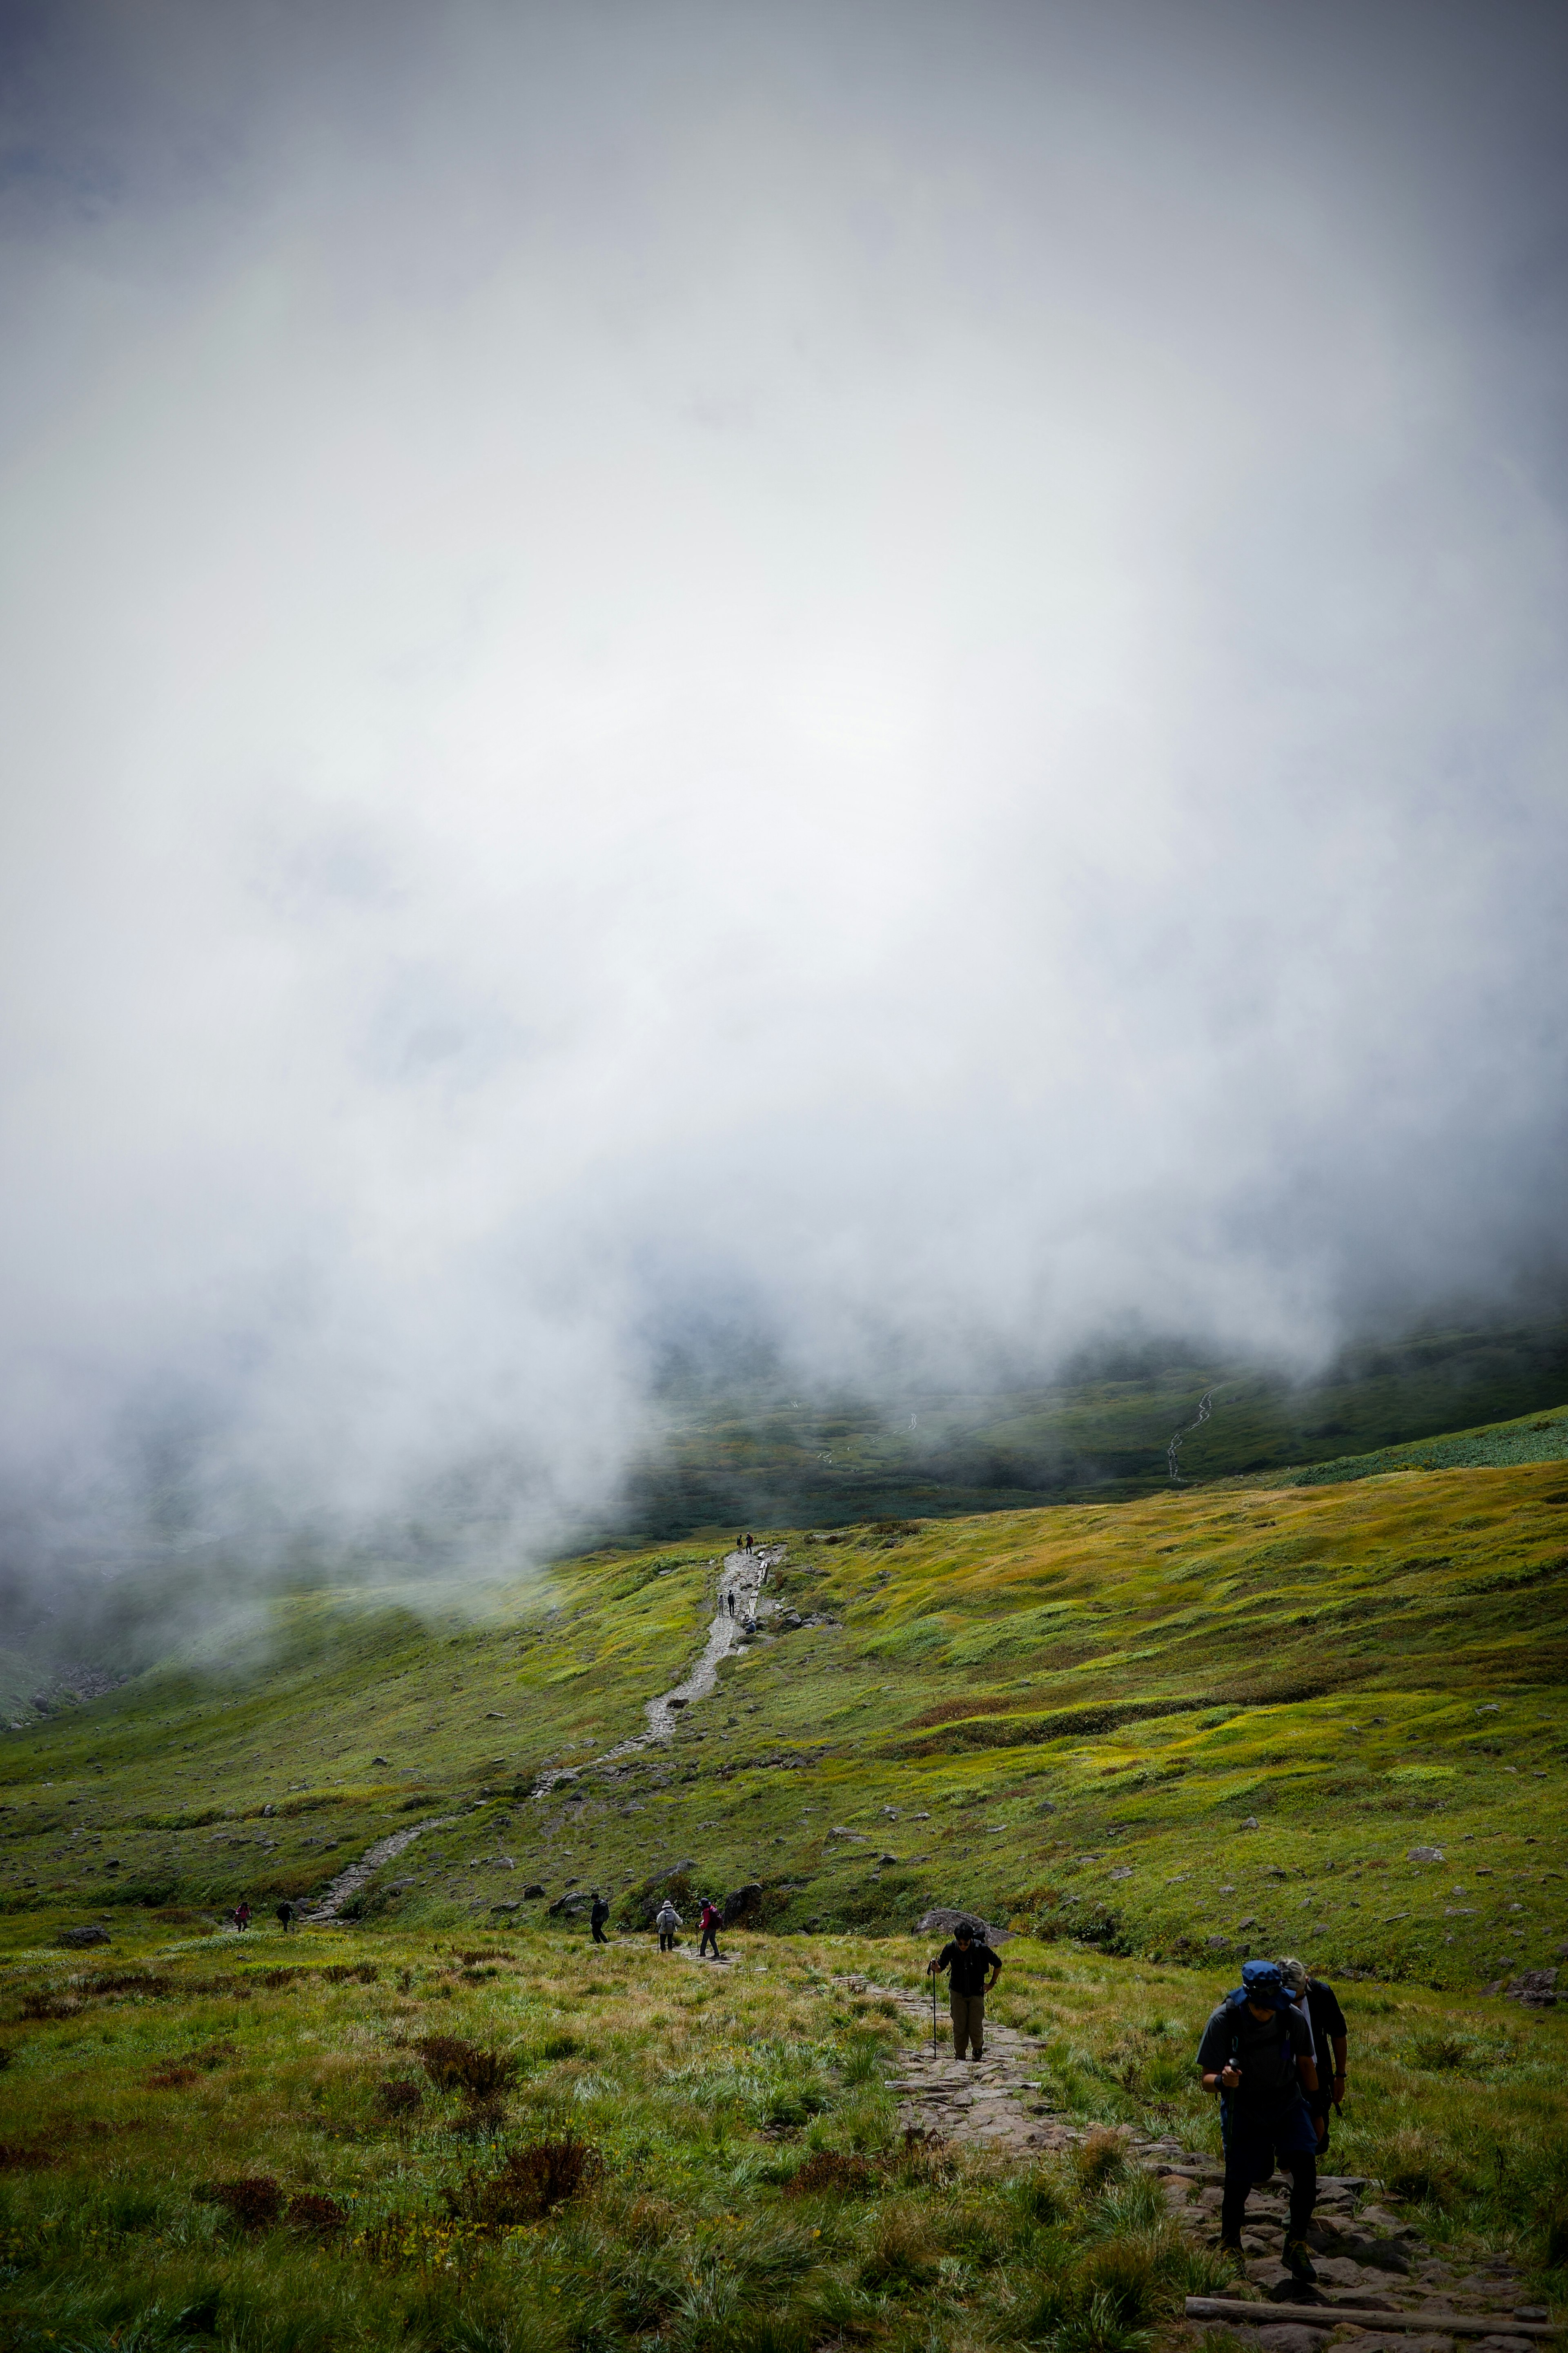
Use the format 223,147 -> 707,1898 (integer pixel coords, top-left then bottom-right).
1197,1958 -> 1320,2283
927,1918 -> 1002,2061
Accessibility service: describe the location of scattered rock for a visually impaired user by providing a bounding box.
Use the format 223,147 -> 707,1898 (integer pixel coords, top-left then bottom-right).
1408,1846 -> 1446,1864
1252,2325 -> 1332,2353
521,1882 -> 546,1898
1497,1968 -> 1558,2007
1239,1816 -> 1259,1829
878,1852 -> 899,1865
56,1925 -> 111,1948
372,1756 -> 391,1766
722,1882 -> 764,1925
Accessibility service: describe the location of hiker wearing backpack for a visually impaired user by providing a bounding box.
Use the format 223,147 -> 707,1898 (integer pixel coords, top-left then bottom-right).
927,1918 -> 1003,2060
1279,1955 -> 1348,2156
698,1897 -> 722,1958
655,1896 -> 682,1952
276,1901 -> 295,1933
1197,1958 -> 1320,2281
590,1890 -> 611,1945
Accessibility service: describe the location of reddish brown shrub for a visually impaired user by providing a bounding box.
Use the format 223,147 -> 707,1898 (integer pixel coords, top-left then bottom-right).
444,2135 -> 604,2225
376,2077 -> 424,2117
416,2035 -> 517,2098
286,2191 -> 345,2237
0,2143 -> 58,2171
201,2176 -> 283,2229
785,2150 -> 878,2197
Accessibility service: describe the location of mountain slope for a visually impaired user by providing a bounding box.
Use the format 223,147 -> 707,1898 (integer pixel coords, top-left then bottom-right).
4,1424 -> 1566,1991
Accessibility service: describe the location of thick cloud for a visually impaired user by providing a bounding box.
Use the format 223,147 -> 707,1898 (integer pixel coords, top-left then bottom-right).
1,0 -> 1565,1593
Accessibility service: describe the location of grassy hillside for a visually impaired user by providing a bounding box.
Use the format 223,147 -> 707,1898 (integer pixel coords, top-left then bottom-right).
6,1442 -> 1567,1992
6,1437 -> 1568,2346
624,1316 -> 1568,1530
3,1919 -> 1567,2352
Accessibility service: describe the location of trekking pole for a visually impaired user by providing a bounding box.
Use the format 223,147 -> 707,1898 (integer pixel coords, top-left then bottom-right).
931,1962 -> 938,2054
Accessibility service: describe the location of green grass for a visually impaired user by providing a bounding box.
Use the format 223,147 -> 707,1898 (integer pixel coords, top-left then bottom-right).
4,1455 -> 1568,1989
6,1423 -> 1568,2340
1288,1401 -> 1568,1485
2,1923 -> 1566,2350
624,1315 -> 1568,1528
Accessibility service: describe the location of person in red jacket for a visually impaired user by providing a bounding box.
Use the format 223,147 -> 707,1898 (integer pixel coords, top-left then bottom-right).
699,1898 -> 722,1959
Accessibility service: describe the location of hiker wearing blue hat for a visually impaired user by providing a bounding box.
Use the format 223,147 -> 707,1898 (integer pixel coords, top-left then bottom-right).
1196,1958 -> 1321,2282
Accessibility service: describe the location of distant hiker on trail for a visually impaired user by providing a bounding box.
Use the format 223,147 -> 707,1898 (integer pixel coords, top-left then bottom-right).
590,1890 -> 610,1945
235,1901 -> 251,1932
726,1590 -> 737,1618
927,1919 -> 1002,2060
655,1897 -> 682,1952
1198,1958 -> 1319,2281
699,1898 -> 722,1958
735,1535 -> 744,1553
276,1901 -> 295,1933
744,1532 -> 754,1552
1279,1954 -> 1348,2156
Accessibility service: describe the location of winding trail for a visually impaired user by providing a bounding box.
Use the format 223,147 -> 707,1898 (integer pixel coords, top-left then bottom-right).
1167,1388 -> 1216,1482
305,1547 -> 782,1911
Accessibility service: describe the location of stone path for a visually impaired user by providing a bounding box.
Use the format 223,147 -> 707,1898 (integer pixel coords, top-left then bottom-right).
305,1548 -> 780,1915
853,1975 -> 1547,2350
305,1815 -> 457,1923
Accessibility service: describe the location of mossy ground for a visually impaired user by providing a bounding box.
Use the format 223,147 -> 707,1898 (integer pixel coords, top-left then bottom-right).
2,1921 -> 1567,2350
5,1453 -> 1566,1990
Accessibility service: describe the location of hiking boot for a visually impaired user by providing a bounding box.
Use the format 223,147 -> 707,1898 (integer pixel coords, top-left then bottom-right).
1283,2239 -> 1318,2284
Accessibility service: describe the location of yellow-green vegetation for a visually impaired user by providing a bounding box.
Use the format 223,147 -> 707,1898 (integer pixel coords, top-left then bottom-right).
2,1923 -> 1567,2350
5,1441 -> 1568,2343
5,1459 -> 1566,1989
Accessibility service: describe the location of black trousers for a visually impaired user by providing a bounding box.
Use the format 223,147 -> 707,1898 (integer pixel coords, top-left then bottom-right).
592,1922 -> 608,1943
659,1931 -> 675,1950
1221,2122 -> 1316,2244
700,1928 -> 719,1956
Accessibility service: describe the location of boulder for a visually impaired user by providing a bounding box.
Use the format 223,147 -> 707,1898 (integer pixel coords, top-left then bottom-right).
915,1905 -> 1011,1945
522,1882 -> 546,1898
722,1882 -> 764,1925
57,1924 -> 111,1948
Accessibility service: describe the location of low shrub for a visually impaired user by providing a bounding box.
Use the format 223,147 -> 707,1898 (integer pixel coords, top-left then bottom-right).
200,2176 -> 283,2230
416,2036 -> 519,2098
377,2076 -> 425,2117
784,2149 -> 877,2197
287,2190 -> 345,2237
445,2135 -> 605,2226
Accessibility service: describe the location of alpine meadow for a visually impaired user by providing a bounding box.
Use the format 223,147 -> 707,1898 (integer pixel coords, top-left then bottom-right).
5,4 -> 1568,2351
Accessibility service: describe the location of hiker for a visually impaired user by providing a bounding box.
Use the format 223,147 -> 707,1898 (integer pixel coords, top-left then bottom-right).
235,1901 -> 251,1932
1198,1958 -> 1320,2280
726,1590 -> 736,1618
655,1896 -> 682,1952
698,1896 -> 722,1959
1279,1955 -> 1348,2156
590,1889 -> 610,1945
927,1918 -> 1002,2060
276,1900 -> 295,1933
744,1532 -> 754,1552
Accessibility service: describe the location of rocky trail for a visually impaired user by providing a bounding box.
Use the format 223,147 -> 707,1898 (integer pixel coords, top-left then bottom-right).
302,1547 -> 779,1918
858,1974 -> 1547,2353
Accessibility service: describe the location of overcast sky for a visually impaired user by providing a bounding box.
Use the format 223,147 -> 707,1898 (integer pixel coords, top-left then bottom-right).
2,0 -> 1566,1587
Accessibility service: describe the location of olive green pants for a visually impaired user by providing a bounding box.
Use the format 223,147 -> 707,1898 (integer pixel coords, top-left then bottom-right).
950,1990 -> 985,2058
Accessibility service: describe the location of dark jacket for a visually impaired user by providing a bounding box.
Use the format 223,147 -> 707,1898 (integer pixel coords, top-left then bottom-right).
937,1940 -> 1000,1997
